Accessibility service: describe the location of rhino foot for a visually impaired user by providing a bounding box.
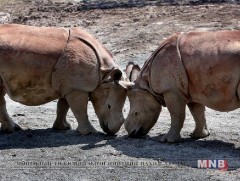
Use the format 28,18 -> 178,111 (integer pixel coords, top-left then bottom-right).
52,119 -> 71,130
191,128 -> 210,139
1,122 -> 22,133
159,132 -> 182,143
76,125 -> 97,135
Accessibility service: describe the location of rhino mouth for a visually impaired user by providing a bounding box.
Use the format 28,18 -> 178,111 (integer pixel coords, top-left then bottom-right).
128,126 -> 147,138
100,123 -> 116,136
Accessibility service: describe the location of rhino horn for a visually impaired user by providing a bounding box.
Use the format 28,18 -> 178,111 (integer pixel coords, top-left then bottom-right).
118,81 -> 135,90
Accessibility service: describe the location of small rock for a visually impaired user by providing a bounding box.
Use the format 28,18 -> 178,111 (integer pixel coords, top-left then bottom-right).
9,153 -> 16,157
12,114 -> 25,117
110,151 -> 122,156
0,12 -> 10,24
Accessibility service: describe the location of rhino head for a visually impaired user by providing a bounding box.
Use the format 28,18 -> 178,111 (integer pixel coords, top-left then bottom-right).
120,63 -> 162,137
90,68 -> 127,135
125,88 -> 161,137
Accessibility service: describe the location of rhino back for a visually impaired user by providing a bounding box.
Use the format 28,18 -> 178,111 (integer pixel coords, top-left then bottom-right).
0,24 -> 69,105
180,30 -> 240,111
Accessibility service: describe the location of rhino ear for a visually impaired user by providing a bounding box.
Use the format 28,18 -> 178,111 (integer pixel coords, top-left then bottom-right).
130,64 -> 140,82
112,68 -> 122,80
118,81 -> 135,90
101,68 -> 122,83
125,62 -> 135,80
125,62 -> 140,82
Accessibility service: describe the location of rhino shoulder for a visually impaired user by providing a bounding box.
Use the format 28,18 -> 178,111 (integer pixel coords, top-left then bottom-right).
52,28 -> 101,95
52,28 -> 120,95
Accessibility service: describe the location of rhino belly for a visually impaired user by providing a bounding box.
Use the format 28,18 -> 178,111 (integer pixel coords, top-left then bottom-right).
2,75 -> 60,106
191,91 -> 240,112
0,54 -> 61,106
187,64 -> 240,112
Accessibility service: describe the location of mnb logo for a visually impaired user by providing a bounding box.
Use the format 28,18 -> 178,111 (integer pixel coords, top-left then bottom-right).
198,160 -> 228,170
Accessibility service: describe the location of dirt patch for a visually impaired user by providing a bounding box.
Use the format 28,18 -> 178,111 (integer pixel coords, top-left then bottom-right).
0,0 -> 240,180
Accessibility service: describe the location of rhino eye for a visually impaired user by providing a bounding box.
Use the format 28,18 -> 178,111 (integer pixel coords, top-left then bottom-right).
108,104 -> 111,110
134,112 -> 138,116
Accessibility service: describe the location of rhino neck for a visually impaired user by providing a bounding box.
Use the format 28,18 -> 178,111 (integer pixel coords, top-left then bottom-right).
136,78 -> 166,106
135,54 -> 166,106
52,28 -> 113,95
70,28 -> 118,85
137,32 -> 190,105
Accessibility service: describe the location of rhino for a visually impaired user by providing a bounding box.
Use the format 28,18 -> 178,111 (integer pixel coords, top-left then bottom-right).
121,30 -> 240,142
0,24 -> 127,135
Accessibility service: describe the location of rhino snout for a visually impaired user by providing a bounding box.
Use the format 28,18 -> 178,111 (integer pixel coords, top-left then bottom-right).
101,116 -> 124,135
101,123 -> 115,135
128,125 -> 147,138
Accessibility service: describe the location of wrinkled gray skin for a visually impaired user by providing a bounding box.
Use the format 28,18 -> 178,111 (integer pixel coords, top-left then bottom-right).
122,30 -> 240,142
0,24 -> 127,135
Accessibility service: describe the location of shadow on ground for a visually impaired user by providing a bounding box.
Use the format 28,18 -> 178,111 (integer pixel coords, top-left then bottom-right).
108,136 -> 240,170
0,129 -> 110,149
78,0 -> 240,10
1,129 -> 240,170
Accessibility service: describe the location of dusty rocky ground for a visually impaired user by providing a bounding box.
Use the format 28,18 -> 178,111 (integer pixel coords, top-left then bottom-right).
0,0 -> 240,180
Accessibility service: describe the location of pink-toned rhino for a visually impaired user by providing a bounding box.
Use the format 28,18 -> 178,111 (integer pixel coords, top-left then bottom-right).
121,30 -> 240,142
0,24 -> 127,135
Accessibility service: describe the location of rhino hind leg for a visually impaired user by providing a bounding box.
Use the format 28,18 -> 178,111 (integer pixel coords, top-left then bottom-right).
52,98 -> 71,130
187,102 -> 210,139
159,92 -> 186,143
65,90 -> 97,135
0,89 -> 21,133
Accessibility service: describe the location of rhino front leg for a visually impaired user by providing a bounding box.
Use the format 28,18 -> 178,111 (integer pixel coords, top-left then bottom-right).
159,92 -> 186,142
52,98 -> 71,130
187,102 -> 210,139
65,90 -> 97,135
0,90 -> 21,133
